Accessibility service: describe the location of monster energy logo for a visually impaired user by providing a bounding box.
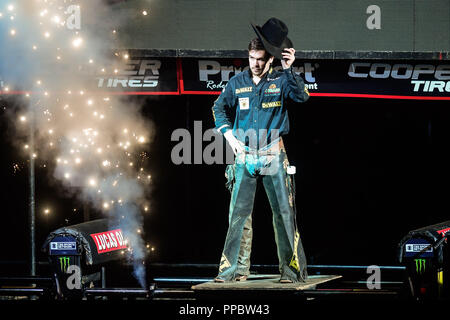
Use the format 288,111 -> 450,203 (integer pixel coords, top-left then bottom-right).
415,258 -> 426,274
59,257 -> 70,272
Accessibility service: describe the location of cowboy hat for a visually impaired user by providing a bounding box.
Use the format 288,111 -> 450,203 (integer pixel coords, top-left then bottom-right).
251,17 -> 293,60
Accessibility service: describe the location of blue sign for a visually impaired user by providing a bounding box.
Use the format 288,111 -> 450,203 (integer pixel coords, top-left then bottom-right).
49,236 -> 79,255
404,238 -> 434,258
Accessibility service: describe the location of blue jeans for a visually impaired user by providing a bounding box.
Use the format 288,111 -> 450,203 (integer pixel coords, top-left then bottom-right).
217,148 -> 308,282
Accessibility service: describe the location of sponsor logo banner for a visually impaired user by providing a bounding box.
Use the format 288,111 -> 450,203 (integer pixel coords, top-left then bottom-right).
180,58 -> 450,99
405,244 -> 433,253
1,57 -> 179,95
404,238 -> 434,258
49,236 -> 78,255
94,57 -> 179,94
437,227 -> 450,236
3,54 -> 450,99
51,242 -> 77,251
90,229 -> 127,254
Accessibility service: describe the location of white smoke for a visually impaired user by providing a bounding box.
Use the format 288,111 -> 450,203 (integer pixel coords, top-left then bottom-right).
1,0 -> 153,288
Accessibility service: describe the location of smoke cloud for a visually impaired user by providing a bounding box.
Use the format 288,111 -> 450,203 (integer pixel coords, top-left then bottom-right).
1,0 -> 153,288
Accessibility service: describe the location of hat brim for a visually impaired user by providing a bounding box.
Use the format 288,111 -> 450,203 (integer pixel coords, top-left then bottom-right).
251,23 -> 293,60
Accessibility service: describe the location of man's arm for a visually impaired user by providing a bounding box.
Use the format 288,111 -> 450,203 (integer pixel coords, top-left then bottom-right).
281,48 -> 310,103
212,83 -> 244,155
212,84 -> 234,135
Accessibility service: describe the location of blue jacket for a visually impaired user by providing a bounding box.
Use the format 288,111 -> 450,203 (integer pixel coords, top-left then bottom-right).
212,66 -> 309,147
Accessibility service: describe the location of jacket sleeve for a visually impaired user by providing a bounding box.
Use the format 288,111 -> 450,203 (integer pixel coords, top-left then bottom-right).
282,67 -> 310,103
212,81 -> 235,135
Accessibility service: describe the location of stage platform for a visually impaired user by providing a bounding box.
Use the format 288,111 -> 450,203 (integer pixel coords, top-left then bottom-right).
191,274 -> 342,291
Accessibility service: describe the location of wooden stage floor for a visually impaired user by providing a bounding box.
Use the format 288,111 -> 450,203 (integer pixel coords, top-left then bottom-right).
191,274 -> 342,291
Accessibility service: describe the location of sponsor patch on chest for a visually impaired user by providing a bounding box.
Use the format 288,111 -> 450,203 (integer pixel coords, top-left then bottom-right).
239,97 -> 250,110
264,83 -> 281,95
235,87 -> 253,94
262,101 -> 281,108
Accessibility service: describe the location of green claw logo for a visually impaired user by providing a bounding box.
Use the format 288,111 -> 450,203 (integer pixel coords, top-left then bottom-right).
59,257 -> 70,272
415,258 -> 426,274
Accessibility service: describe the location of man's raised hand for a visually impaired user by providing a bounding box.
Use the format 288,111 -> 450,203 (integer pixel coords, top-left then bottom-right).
281,48 -> 296,69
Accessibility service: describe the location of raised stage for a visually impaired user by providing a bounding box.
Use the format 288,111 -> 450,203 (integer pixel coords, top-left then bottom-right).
191,274 -> 342,291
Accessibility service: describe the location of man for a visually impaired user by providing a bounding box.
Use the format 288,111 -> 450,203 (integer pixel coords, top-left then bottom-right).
212,17 -> 309,283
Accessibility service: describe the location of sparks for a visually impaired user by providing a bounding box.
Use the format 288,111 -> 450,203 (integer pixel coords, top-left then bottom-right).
72,37 -> 83,48
52,15 -> 61,24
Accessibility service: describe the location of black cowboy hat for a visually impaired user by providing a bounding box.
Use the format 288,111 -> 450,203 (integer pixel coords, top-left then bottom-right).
251,17 -> 293,60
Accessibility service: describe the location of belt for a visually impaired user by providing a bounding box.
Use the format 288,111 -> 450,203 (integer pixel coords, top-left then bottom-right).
244,138 -> 285,156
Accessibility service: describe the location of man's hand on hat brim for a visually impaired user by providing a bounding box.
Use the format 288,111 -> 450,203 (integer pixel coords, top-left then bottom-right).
281,48 -> 295,69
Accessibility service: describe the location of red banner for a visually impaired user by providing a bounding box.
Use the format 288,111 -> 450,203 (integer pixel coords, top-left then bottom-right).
90,229 -> 127,254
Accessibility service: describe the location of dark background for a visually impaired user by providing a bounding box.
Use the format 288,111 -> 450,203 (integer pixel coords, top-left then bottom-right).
1,94 -> 450,276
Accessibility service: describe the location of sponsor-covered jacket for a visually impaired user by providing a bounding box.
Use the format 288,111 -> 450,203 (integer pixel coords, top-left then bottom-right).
212,66 -> 309,147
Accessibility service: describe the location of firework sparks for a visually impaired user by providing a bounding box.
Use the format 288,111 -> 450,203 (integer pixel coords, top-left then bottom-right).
3,0 -> 154,288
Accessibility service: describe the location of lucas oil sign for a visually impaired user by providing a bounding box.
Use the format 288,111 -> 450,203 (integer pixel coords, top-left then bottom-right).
90,229 -> 127,254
